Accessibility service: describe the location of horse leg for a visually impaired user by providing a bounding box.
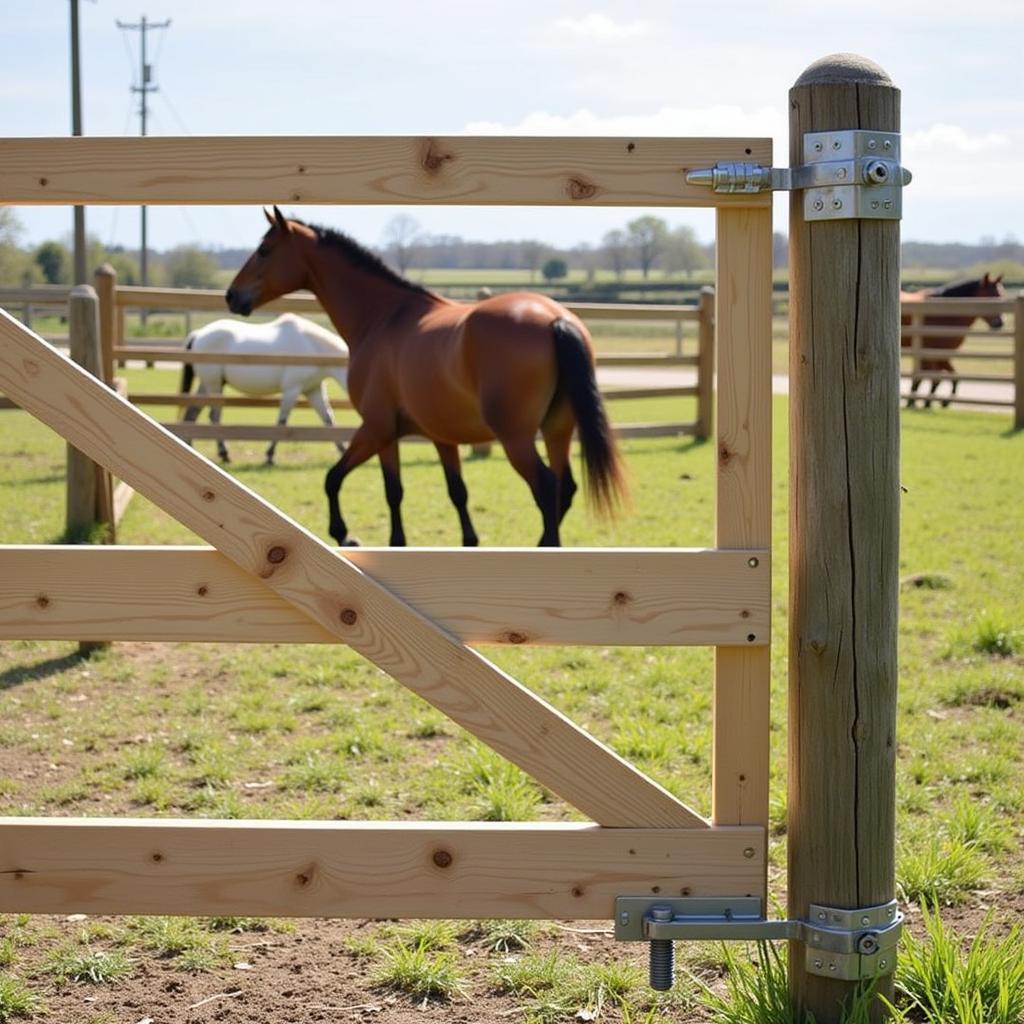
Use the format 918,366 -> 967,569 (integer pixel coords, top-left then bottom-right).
543,427 -> 577,525
181,383 -> 207,446
925,376 -> 940,410
941,361 -> 956,408
499,435 -> 560,547
266,385 -> 302,465
324,424 -> 388,546
205,386 -> 230,463
306,383 -> 345,456
434,442 -> 479,546
377,441 -> 407,547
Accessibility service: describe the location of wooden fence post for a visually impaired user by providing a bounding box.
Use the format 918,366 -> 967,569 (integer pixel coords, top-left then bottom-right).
94,263 -> 117,386
788,55 -> 901,1021
695,286 -> 715,441
1014,294 -> 1023,430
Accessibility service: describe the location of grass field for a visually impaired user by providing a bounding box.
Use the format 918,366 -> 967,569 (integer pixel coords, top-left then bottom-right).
0,394 -> 1022,1022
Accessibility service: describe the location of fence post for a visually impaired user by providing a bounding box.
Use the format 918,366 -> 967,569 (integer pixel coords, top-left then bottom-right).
788,55 -> 901,1021
695,286 -> 715,441
94,263 -> 117,386
1014,294 -> 1023,430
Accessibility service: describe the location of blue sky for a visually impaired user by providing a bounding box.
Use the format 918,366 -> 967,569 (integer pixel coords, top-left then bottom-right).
3,1 -> 1022,254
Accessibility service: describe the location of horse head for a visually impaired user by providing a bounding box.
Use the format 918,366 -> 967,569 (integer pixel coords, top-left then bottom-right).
978,272 -> 1006,329
226,207 -> 312,316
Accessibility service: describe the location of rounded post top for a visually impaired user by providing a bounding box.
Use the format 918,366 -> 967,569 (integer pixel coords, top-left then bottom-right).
70,283 -> 98,300
794,53 -> 893,88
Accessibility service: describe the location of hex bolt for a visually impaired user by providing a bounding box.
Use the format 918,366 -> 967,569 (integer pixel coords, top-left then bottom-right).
648,905 -> 674,991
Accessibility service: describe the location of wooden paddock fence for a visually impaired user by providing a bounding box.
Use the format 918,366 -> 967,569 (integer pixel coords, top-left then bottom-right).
0,53 -> 908,1020
901,295 -> 1023,425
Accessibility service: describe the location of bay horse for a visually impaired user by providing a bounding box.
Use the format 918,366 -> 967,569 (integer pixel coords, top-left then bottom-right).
180,313 -> 349,465
226,208 -> 627,547
901,273 -> 1006,408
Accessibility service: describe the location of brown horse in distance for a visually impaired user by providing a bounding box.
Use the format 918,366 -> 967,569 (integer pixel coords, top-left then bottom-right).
226,208 -> 627,547
901,273 -> 1006,408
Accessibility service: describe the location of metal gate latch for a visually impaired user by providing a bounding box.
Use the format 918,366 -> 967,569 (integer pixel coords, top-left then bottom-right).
686,130 -> 912,221
615,896 -> 903,991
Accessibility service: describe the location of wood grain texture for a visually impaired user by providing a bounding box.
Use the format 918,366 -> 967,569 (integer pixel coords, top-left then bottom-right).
1015,295 -> 1023,429
787,64 -> 901,1019
695,287 -> 716,441
0,312 -> 703,829
0,819 -> 765,919
0,136 -> 772,207
712,208 -> 773,837
0,545 -> 770,647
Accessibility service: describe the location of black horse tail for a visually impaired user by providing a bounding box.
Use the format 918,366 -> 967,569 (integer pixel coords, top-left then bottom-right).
551,318 -> 628,518
180,334 -> 196,397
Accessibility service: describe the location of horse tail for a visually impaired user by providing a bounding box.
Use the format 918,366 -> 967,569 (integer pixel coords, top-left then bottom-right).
550,318 -> 628,517
180,334 -> 196,396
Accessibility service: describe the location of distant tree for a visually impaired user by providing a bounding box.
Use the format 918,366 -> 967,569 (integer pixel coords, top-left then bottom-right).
166,246 -> 220,289
520,240 -> 547,282
572,242 -> 599,283
602,229 -> 630,280
627,216 -> 668,278
542,257 -> 568,283
34,240 -> 70,284
662,225 -> 708,278
382,214 -> 421,274
107,250 -> 140,286
0,209 -> 42,287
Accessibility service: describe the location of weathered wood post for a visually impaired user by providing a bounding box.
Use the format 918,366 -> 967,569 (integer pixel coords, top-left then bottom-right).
94,263 -> 118,386
788,55 -> 902,1020
1014,293 -> 1023,430
66,285 -> 116,655
695,286 -> 715,441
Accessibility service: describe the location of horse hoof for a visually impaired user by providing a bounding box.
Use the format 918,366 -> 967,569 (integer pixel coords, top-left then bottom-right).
342,537 -> 361,547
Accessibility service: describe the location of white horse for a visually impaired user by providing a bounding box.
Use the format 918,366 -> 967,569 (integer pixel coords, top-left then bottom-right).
180,313 -> 349,465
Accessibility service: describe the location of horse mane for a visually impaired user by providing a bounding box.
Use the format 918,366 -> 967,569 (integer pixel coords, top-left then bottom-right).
929,276 -> 984,298
293,218 -> 440,300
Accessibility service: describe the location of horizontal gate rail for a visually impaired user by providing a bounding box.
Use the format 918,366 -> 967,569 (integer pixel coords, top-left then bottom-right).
0,819 -> 764,920
0,545 -> 770,647
0,135 -> 772,208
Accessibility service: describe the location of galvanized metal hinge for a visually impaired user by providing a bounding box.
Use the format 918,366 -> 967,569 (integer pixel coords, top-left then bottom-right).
687,130 -> 912,221
615,896 -> 903,991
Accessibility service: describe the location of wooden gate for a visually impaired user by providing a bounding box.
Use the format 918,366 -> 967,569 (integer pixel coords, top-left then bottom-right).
0,133 -> 771,922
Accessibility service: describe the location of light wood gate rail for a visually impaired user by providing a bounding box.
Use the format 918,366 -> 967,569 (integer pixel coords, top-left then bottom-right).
0,133 -> 772,921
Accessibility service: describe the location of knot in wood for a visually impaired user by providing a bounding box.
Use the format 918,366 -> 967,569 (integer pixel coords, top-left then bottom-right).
613,591 -> 631,606
197,585 -> 209,597
201,490 -> 215,503
504,631 -> 527,645
567,176 -> 598,201
339,608 -> 358,626
421,140 -> 453,174
36,595 -> 50,610
267,546 -> 287,564
432,849 -> 453,869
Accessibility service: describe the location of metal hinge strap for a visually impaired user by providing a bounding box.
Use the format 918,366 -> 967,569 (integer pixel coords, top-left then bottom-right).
616,896 -> 903,989
686,130 -> 912,221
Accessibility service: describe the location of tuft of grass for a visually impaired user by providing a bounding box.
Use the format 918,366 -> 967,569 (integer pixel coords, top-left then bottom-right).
373,939 -> 468,1002
451,744 -> 542,822
474,919 -> 537,953
387,920 -> 459,952
126,917 -> 232,972
120,745 -> 166,781
0,974 -> 41,1021
896,835 -> 988,906
901,572 -> 952,590
970,610 -> 1019,657
491,949 -> 564,996
44,946 -> 133,985
896,904 -> 1024,1024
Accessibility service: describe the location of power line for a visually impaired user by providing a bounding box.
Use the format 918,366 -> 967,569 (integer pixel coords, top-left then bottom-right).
115,14 -> 171,287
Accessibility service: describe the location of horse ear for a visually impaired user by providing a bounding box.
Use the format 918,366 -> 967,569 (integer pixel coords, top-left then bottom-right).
994,274 -> 1004,284
273,206 -> 291,233
982,272 -> 991,285
263,207 -> 275,226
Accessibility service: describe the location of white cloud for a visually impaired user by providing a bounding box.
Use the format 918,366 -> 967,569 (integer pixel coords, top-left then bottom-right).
464,104 -> 786,142
904,123 -> 1010,155
553,13 -> 651,40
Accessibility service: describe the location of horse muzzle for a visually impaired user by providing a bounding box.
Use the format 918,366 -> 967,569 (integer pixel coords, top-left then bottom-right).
225,288 -> 253,317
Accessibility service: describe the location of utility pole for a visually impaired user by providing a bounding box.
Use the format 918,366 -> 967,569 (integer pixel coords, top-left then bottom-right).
116,14 -> 171,287
69,0 -> 87,284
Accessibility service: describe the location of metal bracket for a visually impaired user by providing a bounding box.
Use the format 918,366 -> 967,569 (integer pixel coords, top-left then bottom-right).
615,896 -> 903,990
686,130 -> 912,221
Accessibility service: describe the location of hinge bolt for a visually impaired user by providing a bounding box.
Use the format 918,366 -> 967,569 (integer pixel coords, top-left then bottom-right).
648,905 -> 675,992
813,199 -> 824,211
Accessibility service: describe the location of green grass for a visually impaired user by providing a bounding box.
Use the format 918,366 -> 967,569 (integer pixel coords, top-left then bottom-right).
0,392 -> 1022,1017
0,975 -> 41,1021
